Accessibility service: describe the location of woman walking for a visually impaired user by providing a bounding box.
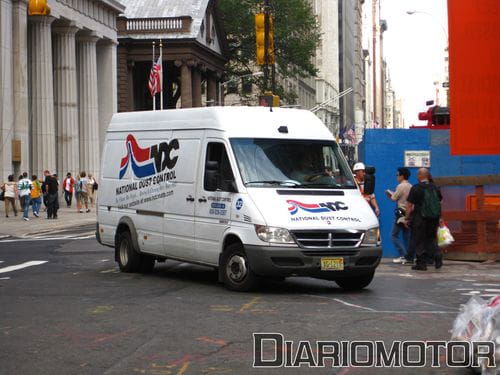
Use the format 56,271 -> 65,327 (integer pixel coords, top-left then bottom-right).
2,175 -> 18,217
31,175 -> 43,217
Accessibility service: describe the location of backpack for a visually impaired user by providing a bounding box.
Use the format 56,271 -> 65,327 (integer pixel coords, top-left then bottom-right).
421,184 -> 441,219
75,180 -> 83,193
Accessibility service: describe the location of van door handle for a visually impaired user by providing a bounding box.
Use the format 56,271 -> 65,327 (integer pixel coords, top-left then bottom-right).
186,196 -> 195,202
198,197 -> 207,203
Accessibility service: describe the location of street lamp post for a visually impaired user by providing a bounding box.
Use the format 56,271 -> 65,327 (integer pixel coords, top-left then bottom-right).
218,71 -> 264,106
407,10 -> 449,105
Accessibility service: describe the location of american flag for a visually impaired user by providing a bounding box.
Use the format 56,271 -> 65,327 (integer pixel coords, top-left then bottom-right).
343,127 -> 357,144
148,57 -> 162,97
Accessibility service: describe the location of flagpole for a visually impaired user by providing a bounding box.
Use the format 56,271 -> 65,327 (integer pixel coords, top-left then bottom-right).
152,41 -> 156,111
159,40 -> 163,110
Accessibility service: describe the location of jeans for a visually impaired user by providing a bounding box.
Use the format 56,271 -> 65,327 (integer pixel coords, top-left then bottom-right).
47,193 -> 59,219
20,195 -> 30,218
31,197 -> 42,215
391,221 -> 409,257
64,190 -> 73,207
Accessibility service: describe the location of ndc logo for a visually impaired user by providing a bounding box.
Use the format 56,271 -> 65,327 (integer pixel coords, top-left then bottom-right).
287,200 -> 348,216
119,134 -> 179,179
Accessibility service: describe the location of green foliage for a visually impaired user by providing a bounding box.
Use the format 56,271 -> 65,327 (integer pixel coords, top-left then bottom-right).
219,0 -> 321,104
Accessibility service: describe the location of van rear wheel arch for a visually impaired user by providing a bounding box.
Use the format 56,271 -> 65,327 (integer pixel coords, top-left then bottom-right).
114,217 -> 140,260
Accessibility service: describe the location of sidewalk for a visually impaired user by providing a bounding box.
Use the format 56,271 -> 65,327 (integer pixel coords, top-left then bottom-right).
0,200 -> 96,238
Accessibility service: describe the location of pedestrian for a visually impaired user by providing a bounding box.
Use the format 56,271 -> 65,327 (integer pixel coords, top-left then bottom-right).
30,175 -> 43,218
405,168 -> 443,271
62,172 -> 75,207
77,171 -> 90,213
88,173 -> 96,208
385,167 -> 413,264
2,174 -> 18,218
43,170 -> 59,219
353,162 -> 380,216
74,175 -> 81,212
17,172 -> 33,221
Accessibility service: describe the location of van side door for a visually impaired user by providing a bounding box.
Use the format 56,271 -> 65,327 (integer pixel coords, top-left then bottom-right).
162,131 -> 201,261
195,139 -> 238,265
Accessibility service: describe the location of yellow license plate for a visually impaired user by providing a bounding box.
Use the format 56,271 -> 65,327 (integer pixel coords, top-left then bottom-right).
320,257 -> 344,271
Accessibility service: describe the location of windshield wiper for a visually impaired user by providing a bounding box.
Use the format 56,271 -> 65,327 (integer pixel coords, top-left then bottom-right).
245,180 -> 300,186
293,183 -> 343,188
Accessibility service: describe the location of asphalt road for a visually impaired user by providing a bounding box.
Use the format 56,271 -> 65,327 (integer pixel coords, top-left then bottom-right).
0,234 -> 498,375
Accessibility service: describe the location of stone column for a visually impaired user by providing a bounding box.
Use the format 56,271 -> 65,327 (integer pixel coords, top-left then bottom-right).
29,15 -> 56,177
178,60 -> 193,108
0,0 -> 14,181
77,33 -> 100,176
53,24 -> 79,179
97,39 -> 117,173
207,71 -> 217,106
12,0 -> 29,178
191,65 -> 202,108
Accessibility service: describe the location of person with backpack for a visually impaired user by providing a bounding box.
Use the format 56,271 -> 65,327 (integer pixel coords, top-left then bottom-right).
405,168 -> 443,271
30,175 -> 43,217
77,171 -> 90,213
17,172 -> 33,221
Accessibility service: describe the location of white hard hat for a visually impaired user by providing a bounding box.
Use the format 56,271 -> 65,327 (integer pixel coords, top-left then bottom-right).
353,162 -> 365,171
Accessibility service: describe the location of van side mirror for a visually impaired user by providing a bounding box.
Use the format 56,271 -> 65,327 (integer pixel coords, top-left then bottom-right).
204,161 -> 219,192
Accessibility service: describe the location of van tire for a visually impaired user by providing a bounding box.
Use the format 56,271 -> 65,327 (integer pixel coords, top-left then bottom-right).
117,231 -> 142,272
335,271 -> 375,291
221,243 -> 259,292
139,256 -> 156,273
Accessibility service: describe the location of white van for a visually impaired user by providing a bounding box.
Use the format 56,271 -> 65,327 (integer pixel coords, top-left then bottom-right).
96,107 -> 381,291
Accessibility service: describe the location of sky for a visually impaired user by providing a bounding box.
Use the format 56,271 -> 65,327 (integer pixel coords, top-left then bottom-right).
380,0 -> 448,126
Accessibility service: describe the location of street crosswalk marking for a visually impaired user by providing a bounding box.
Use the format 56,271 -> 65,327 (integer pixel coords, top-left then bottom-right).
0,261 -> 48,274
0,231 -> 95,243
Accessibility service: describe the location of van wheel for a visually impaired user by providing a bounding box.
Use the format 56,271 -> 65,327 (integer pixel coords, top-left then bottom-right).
117,231 -> 141,272
335,272 -> 375,291
221,243 -> 259,292
139,255 -> 155,273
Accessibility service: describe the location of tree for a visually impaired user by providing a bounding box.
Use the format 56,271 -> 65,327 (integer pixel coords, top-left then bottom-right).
218,0 -> 321,104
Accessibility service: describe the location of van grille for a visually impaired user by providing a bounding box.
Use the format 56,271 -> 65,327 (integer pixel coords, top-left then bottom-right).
292,230 -> 363,249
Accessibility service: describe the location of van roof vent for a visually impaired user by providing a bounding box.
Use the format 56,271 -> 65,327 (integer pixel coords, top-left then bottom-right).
278,126 -> 288,133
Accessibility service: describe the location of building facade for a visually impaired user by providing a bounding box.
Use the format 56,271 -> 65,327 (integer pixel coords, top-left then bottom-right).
0,0 -> 124,183
116,0 -> 228,112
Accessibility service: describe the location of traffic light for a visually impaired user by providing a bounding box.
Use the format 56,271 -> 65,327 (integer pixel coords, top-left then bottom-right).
255,13 -> 275,65
259,91 -> 280,107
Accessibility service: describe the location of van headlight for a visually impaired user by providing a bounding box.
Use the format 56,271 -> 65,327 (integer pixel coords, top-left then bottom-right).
255,225 -> 295,244
362,228 -> 379,246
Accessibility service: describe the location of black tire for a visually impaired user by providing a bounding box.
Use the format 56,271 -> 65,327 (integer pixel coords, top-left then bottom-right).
335,271 -> 375,291
220,243 -> 260,292
139,255 -> 156,273
116,231 -> 142,272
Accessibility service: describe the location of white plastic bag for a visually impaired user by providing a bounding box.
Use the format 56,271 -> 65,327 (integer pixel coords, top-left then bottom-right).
438,224 -> 455,247
451,296 -> 500,374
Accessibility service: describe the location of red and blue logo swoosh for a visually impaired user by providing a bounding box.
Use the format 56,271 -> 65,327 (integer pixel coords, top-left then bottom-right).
119,135 -> 156,179
287,200 -> 331,215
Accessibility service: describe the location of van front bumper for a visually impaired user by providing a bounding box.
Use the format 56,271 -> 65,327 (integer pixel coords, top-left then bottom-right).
244,244 -> 382,280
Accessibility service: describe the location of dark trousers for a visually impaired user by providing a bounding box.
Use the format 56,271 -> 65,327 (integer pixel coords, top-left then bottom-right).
64,191 -> 73,207
411,215 -> 440,266
47,193 -> 59,219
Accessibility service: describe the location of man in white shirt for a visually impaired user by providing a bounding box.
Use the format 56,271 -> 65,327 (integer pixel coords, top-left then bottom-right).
17,172 -> 33,221
385,167 -> 412,264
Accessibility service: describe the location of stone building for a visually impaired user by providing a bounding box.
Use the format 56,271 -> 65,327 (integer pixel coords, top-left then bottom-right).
116,0 -> 228,111
0,0 -> 124,182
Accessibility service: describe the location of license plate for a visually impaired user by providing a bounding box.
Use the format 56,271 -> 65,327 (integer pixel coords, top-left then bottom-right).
320,257 -> 344,271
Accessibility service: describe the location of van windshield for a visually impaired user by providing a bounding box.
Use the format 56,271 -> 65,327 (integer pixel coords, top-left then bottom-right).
230,138 -> 356,189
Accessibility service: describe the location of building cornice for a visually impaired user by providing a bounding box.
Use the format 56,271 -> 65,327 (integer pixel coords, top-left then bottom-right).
101,0 -> 125,14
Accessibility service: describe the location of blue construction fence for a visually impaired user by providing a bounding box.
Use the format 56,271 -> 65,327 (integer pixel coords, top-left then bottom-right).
358,129 -> 500,258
